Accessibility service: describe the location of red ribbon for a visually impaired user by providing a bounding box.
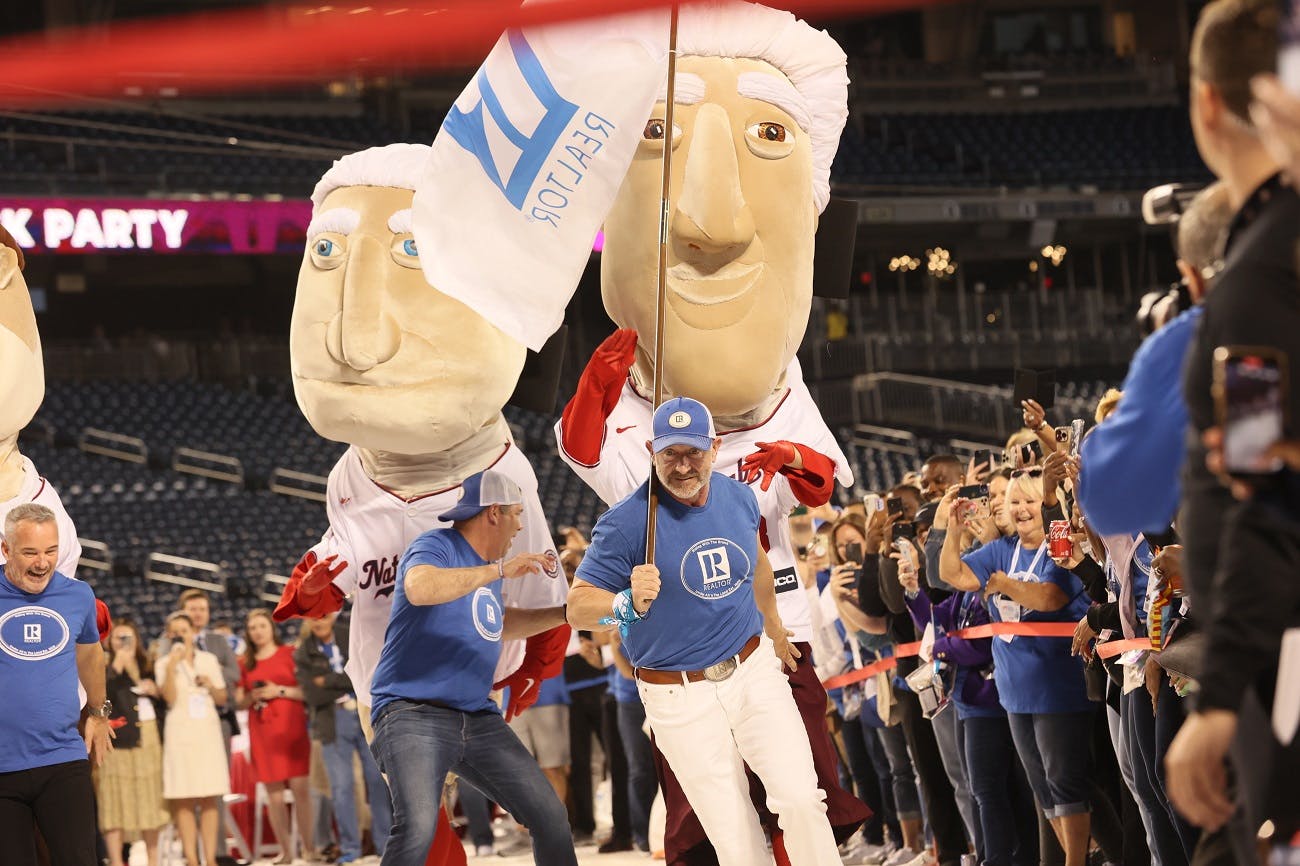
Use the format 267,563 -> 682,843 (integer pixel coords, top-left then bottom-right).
1094,637 -> 1151,660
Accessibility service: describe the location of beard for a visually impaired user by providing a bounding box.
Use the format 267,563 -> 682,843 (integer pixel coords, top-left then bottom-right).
658,469 -> 706,501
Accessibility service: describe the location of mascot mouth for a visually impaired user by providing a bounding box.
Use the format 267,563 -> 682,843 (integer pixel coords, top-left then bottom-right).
666,260 -> 763,328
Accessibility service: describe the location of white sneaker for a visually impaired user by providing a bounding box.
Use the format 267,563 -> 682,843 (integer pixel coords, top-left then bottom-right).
883,846 -> 921,866
899,850 -> 934,866
845,842 -> 897,865
474,844 -> 494,857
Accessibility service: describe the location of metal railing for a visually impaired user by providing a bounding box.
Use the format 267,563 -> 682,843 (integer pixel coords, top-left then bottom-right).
145,552 -> 225,594
260,573 -> 290,606
173,447 -> 244,485
79,428 -> 148,463
269,468 -> 327,503
852,372 -> 1098,441
78,538 -> 112,572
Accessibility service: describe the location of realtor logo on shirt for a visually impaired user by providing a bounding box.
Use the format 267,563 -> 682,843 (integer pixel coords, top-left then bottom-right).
471,587 -> 504,642
0,605 -> 71,661
680,538 -> 751,601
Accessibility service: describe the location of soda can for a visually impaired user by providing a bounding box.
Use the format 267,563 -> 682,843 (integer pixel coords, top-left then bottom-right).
1049,520 -> 1072,559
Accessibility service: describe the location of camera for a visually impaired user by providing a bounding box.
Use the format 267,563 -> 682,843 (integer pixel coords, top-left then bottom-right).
886,497 -> 904,516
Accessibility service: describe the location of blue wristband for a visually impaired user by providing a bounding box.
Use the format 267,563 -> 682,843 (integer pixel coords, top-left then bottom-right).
598,589 -> 643,638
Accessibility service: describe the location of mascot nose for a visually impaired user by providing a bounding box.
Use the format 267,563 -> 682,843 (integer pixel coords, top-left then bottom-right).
326,235 -> 400,372
672,103 -> 755,258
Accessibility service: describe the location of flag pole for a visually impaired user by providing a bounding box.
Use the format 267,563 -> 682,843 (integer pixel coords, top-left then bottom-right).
645,2 -> 679,565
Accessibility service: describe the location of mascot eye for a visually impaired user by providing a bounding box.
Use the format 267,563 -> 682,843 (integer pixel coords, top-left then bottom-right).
402,239 -> 418,256
752,122 -> 787,142
643,119 -> 666,140
314,239 -> 335,256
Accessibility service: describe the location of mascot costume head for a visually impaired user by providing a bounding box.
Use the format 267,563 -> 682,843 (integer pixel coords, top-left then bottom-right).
0,228 -> 44,501
600,1 -> 848,421
292,143 -> 526,469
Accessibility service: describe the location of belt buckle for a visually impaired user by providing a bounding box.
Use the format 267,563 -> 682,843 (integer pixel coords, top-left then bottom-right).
702,658 -> 737,683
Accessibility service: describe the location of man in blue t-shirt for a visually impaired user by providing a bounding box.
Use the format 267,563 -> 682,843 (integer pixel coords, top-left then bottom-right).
366,469 -> 575,866
0,503 -> 113,866
567,397 -> 841,866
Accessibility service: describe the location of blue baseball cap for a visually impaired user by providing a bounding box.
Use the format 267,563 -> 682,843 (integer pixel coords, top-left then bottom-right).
651,397 -> 717,454
437,469 -> 523,523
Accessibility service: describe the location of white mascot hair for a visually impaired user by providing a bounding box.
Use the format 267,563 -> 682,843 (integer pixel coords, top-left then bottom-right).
310,142 -> 431,214
678,1 -> 849,214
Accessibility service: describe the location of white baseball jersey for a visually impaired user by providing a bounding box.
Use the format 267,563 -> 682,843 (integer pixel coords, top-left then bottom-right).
315,441 -> 565,708
0,456 -> 81,580
555,360 -> 852,643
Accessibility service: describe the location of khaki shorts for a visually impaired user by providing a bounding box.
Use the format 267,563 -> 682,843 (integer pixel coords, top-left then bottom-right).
509,704 -> 571,769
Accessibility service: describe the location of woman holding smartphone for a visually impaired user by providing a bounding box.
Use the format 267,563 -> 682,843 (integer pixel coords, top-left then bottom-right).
237,608 -> 314,864
97,618 -> 169,866
157,611 -> 229,866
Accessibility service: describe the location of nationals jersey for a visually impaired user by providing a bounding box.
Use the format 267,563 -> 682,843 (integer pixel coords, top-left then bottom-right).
555,360 -> 852,642
0,456 -> 81,580
313,441 -> 564,708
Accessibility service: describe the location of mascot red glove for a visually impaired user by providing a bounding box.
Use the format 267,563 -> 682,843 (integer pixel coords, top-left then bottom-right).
273,551 -> 348,622
740,440 -> 837,505
559,328 -> 638,466
493,622 -> 571,722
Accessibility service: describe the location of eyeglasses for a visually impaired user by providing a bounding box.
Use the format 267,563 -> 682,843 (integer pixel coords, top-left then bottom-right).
1011,468 -> 1044,478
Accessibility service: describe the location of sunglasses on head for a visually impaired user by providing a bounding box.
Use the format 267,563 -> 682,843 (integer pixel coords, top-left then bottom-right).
1011,468 -> 1044,478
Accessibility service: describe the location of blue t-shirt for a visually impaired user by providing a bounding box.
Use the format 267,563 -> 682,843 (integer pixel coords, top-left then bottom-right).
534,674 -> 570,707
0,569 -> 99,772
1078,307 -> 1200,535
961,536 -> 1092,715
369,529 -> 504,717
577,475 -> 764,671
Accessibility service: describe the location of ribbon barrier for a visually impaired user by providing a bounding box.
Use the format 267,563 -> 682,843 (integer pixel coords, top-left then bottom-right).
821,622 -> 1078,690
1094,637 -> 1153,660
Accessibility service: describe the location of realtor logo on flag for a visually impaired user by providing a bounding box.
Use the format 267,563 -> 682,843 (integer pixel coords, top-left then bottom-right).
414,8 -> 669,352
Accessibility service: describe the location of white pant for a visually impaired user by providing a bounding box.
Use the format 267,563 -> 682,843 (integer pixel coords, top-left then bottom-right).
636,636 -> 841,866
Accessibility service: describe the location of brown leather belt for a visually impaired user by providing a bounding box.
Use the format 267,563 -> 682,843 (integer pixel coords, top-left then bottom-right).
635,634 -> 761,685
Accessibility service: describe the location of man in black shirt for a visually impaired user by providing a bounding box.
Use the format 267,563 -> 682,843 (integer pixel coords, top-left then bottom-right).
1166,0 -> 1300,835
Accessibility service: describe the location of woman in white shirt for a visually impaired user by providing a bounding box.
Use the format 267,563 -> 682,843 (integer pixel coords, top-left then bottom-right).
157,612 -> 230,866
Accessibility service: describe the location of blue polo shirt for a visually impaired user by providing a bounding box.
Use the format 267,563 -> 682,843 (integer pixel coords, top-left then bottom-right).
961,536 -> 1092,715
369,529 -> 504,717
577,476 -> 763,671
0,569 -> 99,772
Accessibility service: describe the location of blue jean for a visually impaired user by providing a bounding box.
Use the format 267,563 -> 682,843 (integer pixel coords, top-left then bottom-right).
1122,687 -> 1189,866
616,700 -> 655,848
370,700 -> 577,866
1007,711 -> 1093,818
841,713 -> 896,846
874,722 -> 923,821
962,715 -> 1039,866
321,705 -> 392,860
457,780 -> 494,849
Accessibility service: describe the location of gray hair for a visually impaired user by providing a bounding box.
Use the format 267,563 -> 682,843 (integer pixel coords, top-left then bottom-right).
3,503 -> 57,541
1177,182 -> 1233,275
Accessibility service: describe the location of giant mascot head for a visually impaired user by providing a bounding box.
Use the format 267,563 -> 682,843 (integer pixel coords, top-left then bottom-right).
0,228 -> 43,470
600,2 -> 848,418
291,143 -> 528,455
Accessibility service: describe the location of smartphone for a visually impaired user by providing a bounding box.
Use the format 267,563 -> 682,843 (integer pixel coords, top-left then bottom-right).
844,541 -> 864,564
984,449 -> 1001,471
1007,440 -> 1043,469
1069,418 -> 1086,458
893,521 -> 917,540
1053,426 -> 1070,444
886,497 -> 904,516
863,493 -> 885,514
958,483 -> 989,506
1283,0 -> 1300,94
1213,346 -> 1288,475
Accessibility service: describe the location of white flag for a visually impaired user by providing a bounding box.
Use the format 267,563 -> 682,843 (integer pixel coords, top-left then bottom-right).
413,8 -> 669,352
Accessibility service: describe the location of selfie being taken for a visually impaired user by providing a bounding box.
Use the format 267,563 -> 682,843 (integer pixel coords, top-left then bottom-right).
1,0 -> 1299,865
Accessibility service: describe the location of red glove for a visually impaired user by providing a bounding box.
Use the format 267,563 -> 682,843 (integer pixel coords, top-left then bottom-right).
494,622 -> 570,721
273,551 -> 347,622
559,329 -> 638,466
740,441 -> 836,505
94,598 -> 113,643
740,441 -> 800,491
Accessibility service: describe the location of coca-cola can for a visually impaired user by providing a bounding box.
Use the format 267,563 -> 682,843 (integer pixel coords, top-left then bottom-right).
1049,520 -> 1072,559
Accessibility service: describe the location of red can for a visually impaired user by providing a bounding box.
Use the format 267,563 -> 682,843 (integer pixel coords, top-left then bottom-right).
1049,520 -> 1072,559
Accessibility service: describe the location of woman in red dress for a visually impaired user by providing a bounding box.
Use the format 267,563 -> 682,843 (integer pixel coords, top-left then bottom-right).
237,608 -> 315,864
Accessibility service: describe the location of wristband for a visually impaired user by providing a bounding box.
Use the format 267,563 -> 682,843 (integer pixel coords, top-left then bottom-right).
598,589 -> 643,638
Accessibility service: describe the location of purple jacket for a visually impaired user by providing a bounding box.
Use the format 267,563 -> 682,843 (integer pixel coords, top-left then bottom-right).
903,589 -> 1004,718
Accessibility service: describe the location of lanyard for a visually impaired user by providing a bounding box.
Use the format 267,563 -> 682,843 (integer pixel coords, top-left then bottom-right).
1007,541 -> 1046,578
